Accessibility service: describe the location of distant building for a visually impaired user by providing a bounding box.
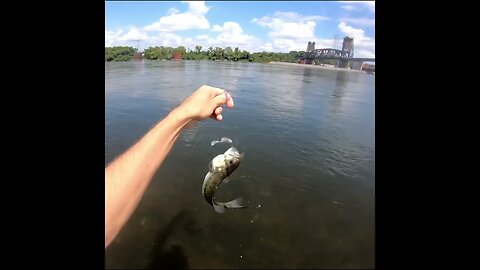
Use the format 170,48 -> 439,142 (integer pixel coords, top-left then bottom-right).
173,51 -> 182,61
362,64 -> 375,73
133,52 -> 143,60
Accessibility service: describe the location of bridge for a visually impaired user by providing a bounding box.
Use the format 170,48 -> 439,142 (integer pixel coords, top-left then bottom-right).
305,48 -> 375,62
302,37 -> 374,69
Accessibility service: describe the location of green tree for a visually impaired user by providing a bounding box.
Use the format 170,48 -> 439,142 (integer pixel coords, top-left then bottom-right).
207,47 -> 214,60
224,47 -> 233,61
105,46 -> 136,62
174,46 -> 187,56
110,44 -> 311,64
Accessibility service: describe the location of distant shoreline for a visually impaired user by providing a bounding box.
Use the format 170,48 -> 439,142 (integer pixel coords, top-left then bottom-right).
105,59 -> 373,75
268,61 -> 367,73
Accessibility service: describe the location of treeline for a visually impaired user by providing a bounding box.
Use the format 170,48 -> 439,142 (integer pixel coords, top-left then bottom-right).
105,46 -> 137,62
105,45 -> 306,63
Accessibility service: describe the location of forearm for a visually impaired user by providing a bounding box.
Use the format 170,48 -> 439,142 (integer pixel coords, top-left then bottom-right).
105,107 -> 191,247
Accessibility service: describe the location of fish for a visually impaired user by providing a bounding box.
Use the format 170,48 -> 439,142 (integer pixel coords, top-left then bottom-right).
202,147 -> 246,213
211,137 -> 233,146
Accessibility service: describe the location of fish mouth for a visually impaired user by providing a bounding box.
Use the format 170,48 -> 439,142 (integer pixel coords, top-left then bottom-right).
224,147 -> 244,162
225,147 -> 240,155
224,147 -> 245,162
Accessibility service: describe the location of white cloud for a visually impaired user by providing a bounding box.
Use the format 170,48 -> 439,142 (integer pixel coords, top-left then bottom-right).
105,21 -> 260,52
341,5 -> 358,11
269,20 -> 316,39
252,11 -> 329,52
105,28 -> 150,48
167,7 -> 179,15
340,1 -> 375,13
338,22 -> 374,58
148,32 -> 186,48
105,30 -> 121,47
364,1 -> 375,13
199,22 -> 261,51
211,24 -> 223,32
105,4 -> 374,57
144,1 -> 210,32
340,17 -> 374,27
268,11 -> 329,22
119,28 -> 149,41
355,49 -> 375,58
338,21 -> 366,41
196,34 -> 210,40
260,42 -> 274,52
252,11 -> 326,22
183,1 -> 209,15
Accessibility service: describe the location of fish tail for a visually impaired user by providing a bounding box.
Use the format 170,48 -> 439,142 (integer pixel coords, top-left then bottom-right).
223,197 -> 245,208
212,199 -> 225,214
212,197 -> 246,214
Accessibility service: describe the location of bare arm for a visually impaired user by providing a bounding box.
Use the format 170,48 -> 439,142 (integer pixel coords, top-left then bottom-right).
105,85 -> 234,248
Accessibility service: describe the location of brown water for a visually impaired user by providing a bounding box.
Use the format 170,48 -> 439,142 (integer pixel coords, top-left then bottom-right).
105,60 -> 375,268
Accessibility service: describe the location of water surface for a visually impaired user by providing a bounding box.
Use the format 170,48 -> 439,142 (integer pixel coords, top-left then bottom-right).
105,60 -> 375,268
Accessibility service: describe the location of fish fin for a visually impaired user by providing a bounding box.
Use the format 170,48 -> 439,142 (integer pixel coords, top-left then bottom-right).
221,137 -> 233,144
212,199 -> 225,214
223,197 -> 246,209
208,161 -> 213,172
202,172 -> 212,193
211,141 -> 218,146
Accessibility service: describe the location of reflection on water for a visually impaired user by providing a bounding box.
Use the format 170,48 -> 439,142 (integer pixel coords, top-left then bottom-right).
105,61 -> 375,268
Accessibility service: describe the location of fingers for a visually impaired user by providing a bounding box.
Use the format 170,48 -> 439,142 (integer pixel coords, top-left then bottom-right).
206,85 -> 234,121
225,92 -> 234,108
208,86 -> 226,97
210,113 -> 223,121
210,106 -> 223,121
213,91 -> 227,106
213,91 -> 234,108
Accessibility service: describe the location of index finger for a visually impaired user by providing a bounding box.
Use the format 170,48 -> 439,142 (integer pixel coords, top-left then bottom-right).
211,86 -> 226,97
225,92 -> 234,108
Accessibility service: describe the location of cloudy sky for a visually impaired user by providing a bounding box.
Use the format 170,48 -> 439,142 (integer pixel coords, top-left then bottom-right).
105,1 -> 375,58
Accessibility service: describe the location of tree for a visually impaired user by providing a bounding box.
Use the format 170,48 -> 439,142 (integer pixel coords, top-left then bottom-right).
224,47 -> 233,61
207,47 -> 214,60
109,45 -> 308,64
105,46 -> 136,62
213,47 -> 224,61
232,47 -> 240,61
174,46 -> 186,56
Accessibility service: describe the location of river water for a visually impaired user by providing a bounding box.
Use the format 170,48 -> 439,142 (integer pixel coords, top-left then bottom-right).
105,60 -> 375,268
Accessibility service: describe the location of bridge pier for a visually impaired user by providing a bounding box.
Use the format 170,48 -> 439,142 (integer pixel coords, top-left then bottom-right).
350,61 -> 363,70
337,59 -> 350,69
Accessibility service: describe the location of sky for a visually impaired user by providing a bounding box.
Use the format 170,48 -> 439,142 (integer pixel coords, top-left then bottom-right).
105,1 -> 375,58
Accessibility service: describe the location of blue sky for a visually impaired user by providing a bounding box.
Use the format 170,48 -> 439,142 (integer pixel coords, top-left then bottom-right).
105,1 -> 375,57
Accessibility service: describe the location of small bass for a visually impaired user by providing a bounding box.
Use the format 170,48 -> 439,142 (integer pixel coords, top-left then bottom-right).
202,147 -> 246,213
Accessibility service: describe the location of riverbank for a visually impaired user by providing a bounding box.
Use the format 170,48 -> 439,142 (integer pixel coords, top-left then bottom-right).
269,61 -> 366,73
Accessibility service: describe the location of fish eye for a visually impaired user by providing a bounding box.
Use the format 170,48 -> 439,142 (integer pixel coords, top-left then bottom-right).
229,160 -> 233,164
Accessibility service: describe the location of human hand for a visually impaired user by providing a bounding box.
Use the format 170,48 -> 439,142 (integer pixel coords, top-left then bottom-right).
178,85 -> 234,121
